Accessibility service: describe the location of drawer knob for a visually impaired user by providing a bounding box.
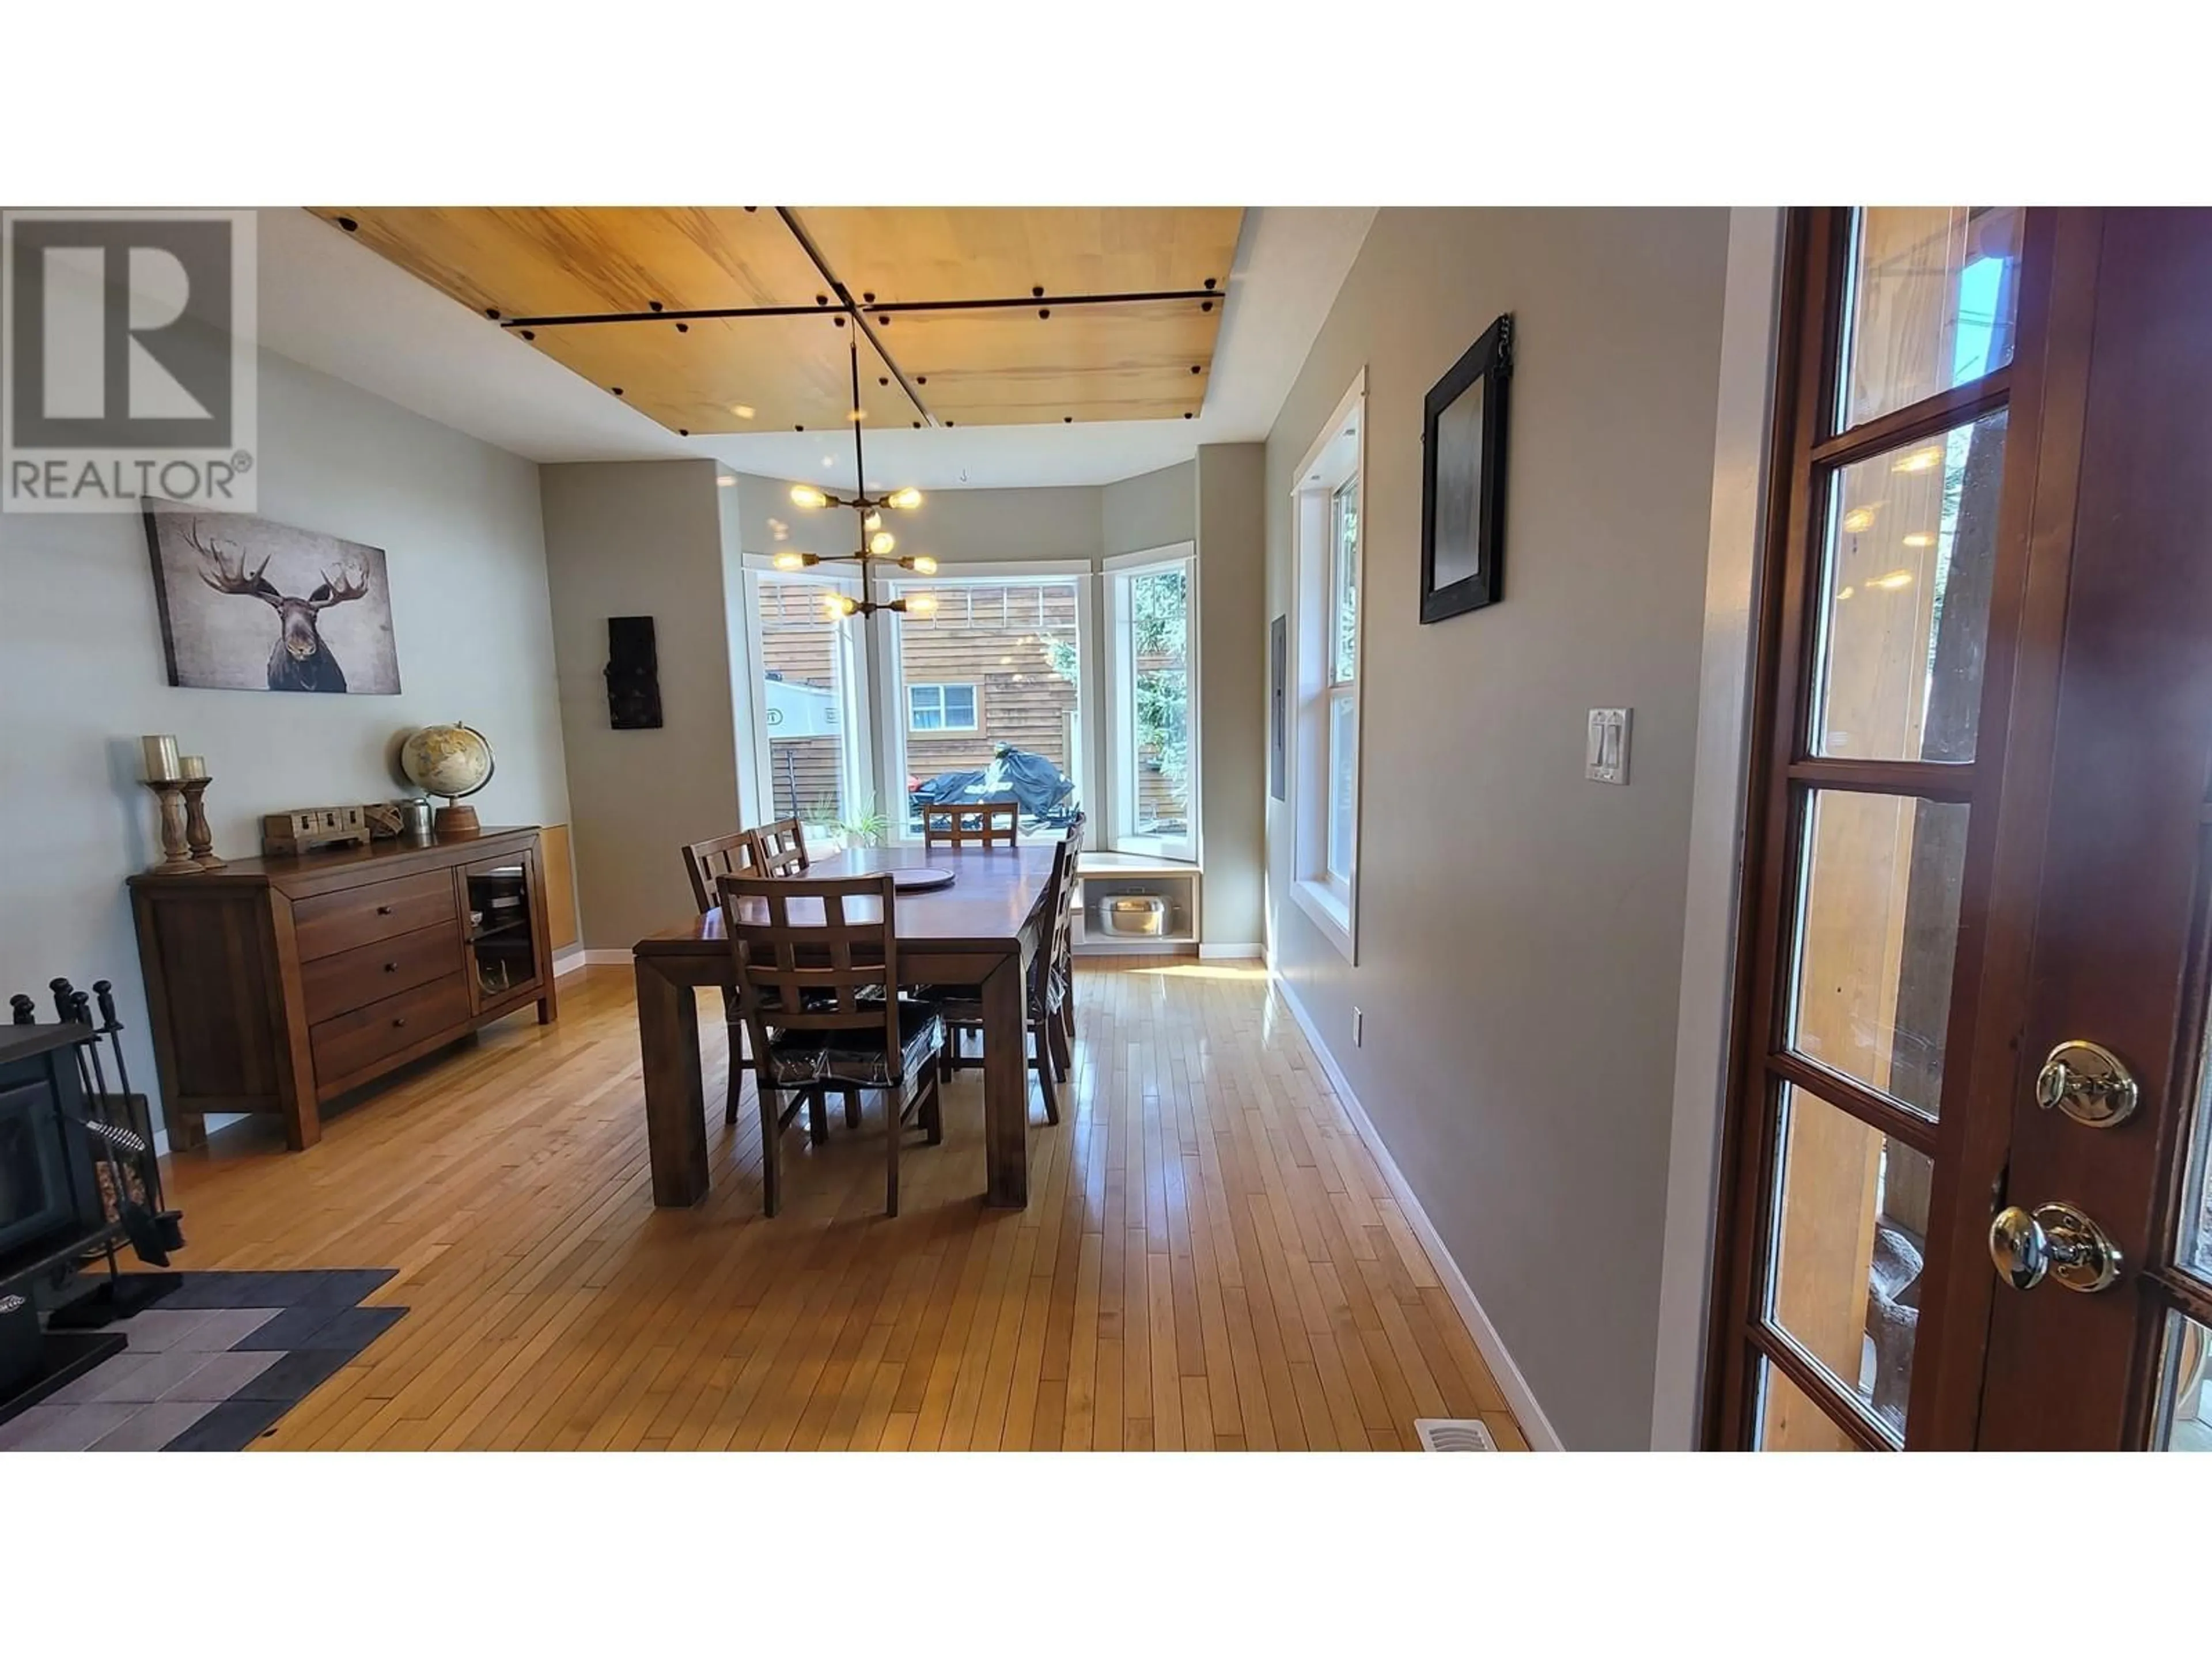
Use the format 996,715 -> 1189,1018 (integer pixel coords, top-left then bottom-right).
392,1016 -> 408,1028
383,961 -> 399,972
376,904 -> 394,915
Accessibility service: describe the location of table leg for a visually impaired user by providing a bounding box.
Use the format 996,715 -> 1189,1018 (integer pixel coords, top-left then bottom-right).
980,949 -> 1028,1207
636,956 -> 709,1206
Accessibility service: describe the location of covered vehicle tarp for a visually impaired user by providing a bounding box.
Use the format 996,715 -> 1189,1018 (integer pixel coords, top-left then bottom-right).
909,745 -> 1078,824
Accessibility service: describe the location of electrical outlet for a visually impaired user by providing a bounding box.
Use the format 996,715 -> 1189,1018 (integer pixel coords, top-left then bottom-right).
1352,1007 -> 1364,1048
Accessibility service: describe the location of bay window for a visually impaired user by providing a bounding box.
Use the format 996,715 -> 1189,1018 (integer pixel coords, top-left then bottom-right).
1104,543 -> 1198,862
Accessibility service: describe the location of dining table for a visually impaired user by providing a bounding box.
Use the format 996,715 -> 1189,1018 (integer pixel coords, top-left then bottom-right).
631,841 -> 1058,1210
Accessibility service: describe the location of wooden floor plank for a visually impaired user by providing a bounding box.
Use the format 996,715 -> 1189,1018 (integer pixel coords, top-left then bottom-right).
145,958 -> 1527,1452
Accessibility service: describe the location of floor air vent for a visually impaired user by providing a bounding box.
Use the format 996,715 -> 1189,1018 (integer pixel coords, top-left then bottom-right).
1414,1418 -> 1498,1452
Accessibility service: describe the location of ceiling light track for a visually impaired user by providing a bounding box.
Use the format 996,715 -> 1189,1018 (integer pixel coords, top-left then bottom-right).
494,286 -> 1225,330
775,206 -> 934,429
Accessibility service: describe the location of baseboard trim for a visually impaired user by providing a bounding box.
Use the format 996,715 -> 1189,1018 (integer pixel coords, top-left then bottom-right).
554,946 -> 593,978
1198,942 -> 1264,960
573,949 -> 634,969
1272,974 -> 1565,1452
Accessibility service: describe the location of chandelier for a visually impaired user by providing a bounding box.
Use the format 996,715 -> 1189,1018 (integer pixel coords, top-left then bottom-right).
774,336 -> 939,620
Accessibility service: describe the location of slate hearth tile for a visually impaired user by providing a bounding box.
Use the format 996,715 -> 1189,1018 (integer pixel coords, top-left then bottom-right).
89,1400 -> 218,1451
287,1305 -> 406,1353
232,1303 -> 343,1350
230,1345 -> 356,1402
158,1347 -> 282,1402
163,1395 -> 290,1451
294,1268 -> 401,1308
71,1348 -> 220,1404
108,1307 -> 219,1353
49,1352 -> 164,1406
154,1272 -> 260,1310
171,1307 -> 282,1351
0,1403 -> 139,1451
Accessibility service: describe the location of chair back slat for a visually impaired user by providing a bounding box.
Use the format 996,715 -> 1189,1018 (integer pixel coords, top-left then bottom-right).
920,798 -> 1020,849
682,830 -> 763,914
753,817 -> 809,877
1035,837 -> 1074,1002
717,873 -> 903,1062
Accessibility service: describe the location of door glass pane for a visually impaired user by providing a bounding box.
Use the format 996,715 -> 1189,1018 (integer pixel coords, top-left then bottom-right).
2179,987 -> 2212,1282
1126,565 -> 1192,839
1837,206 -> 2024,430
1327,690 -> 1357,881
1812,410 -> 2008,763
894,580 -> 1083,836
757,576 -> 851,828
1756,1357 -> 1865,1452
1765,1085 -> 1931,1444
2152,1312 -> 2212,1452
1789,790 -> 1969,1116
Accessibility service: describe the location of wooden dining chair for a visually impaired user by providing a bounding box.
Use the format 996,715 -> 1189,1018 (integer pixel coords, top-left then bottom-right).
682,828 -> 763,915
937,836 -> 1073,1124
680,830 -> 767,1124
920,798 -> 1020,849
753,817 -> 809,877
718,872 -> 945,1217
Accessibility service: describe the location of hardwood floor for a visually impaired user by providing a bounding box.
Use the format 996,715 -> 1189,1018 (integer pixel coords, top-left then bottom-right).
154,957 -> 1527,1450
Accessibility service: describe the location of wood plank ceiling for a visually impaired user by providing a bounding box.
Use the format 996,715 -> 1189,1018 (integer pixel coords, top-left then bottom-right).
308,207 -> 1243,435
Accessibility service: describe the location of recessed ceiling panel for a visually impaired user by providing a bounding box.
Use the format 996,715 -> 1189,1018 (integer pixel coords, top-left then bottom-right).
529,312 -> 921,437
308,207 -> 827,319
792,207 -> 1243,305
888,300 -> 1215,426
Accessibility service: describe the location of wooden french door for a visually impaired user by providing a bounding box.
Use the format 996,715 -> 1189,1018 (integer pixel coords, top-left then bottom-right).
1707,206 -> 2212,1450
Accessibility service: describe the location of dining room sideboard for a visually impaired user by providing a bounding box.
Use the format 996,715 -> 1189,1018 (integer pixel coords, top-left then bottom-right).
128,827 -> 557,1152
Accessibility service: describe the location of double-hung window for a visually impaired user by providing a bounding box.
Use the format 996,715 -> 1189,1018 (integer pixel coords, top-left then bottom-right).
908,683 -> 979,732
1288,374 -> 1365,960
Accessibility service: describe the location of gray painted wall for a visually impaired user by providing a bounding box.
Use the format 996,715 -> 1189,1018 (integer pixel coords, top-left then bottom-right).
0,350 -> 571,1132
1263,208 -> 1730,1448
540,459 -> 737,950
733,473 -> 1104,567
1196,445 -> 1266,948
1103,461 -> 1195,558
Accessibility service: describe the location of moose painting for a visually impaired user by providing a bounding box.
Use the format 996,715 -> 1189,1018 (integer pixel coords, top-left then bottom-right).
141,501 -> 401,695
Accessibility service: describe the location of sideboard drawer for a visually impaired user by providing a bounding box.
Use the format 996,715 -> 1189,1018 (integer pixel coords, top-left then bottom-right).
309,971 -> 471,1087
300,921 -> 464,1025
293,869 -> 456,961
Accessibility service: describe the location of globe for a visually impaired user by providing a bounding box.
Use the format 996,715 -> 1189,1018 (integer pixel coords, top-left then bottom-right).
402,722 -> 495,805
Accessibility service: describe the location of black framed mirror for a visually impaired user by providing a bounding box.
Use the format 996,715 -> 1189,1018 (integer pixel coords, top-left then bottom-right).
1419,312 -> 1512,622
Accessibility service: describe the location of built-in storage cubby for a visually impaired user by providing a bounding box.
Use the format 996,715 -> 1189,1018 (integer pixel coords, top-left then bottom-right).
1070,852 -> 1200,955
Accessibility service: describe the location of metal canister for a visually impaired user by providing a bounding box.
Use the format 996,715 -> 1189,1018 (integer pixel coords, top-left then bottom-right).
397,797 -> 434,841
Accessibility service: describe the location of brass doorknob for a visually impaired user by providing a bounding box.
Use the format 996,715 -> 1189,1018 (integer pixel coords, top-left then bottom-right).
2034,1039 -> 2139,1128
1989,1200 -> 2123,1293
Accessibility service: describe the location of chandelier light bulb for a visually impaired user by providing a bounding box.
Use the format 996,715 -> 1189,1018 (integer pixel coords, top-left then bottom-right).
887,487 -> 923,510
870,531 -> 896,556
904,592 -> 938,618
789,483 -> 828,509
772,550 -> 808,571
903,554 -> 938,575
863,510 -> 882,532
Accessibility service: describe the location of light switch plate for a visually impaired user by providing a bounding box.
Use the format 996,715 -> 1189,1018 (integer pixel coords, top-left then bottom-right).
1586,707 -> 1631,785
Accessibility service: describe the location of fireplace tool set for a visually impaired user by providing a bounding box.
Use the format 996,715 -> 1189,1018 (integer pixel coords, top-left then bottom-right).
8,978 -> 187,1322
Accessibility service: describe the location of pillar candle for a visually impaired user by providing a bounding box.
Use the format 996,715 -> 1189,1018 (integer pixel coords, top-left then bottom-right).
180,754 -> 208,780
141,734 -> 181,781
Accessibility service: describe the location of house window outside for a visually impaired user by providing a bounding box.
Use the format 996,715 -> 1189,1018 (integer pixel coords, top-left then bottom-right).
908,683 -> 979,732
887,576 -> 1086,838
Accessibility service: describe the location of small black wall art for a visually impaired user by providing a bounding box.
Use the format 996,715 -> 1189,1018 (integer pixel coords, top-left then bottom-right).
1419,313 -> 1512,623
605,615 -> 664,729
1268,613 -> 1288,802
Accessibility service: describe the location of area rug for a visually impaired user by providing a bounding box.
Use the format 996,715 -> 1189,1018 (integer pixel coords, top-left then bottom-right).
0,1269 -> 404,1452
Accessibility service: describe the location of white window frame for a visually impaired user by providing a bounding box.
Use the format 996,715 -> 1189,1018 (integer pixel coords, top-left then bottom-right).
1289,372 -> 1366,961
1103,542 -> 1200,864
875,560 -> 1095,844
740,556 -> 873,834
907,681 -> 980,733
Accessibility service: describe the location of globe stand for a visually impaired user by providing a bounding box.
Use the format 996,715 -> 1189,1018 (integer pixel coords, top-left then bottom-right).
434,802 -> 481,839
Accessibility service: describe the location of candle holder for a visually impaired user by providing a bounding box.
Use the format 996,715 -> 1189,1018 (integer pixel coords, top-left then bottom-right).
181,777 -> 226,869
142,779 -> 202,875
